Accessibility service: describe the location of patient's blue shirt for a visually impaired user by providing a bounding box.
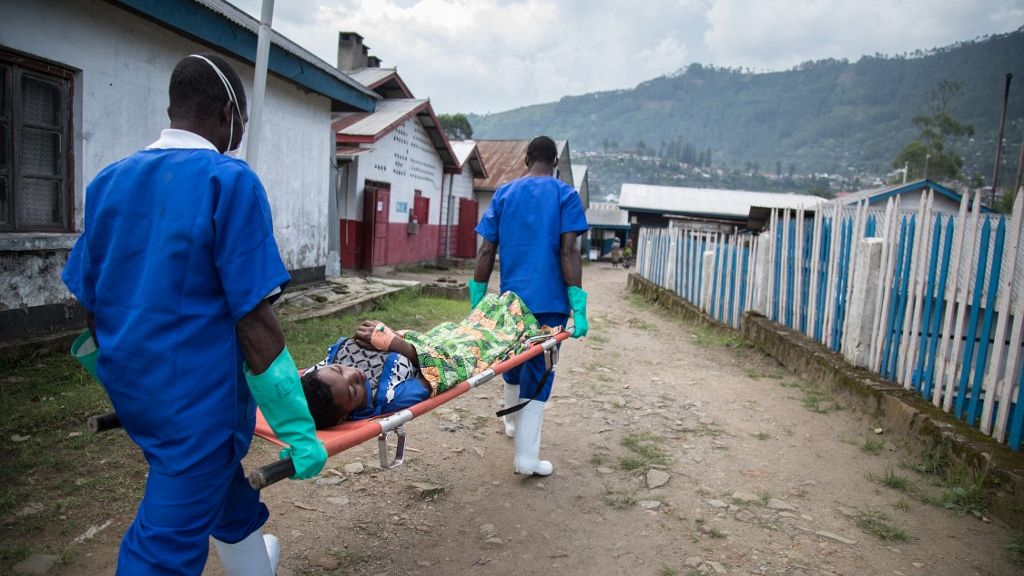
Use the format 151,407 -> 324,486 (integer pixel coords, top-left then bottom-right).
316,337 -> 430,419
475,175 -> 589,315
62,146 -> 289,475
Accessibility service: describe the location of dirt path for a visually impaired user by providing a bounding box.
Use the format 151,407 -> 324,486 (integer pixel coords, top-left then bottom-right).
51,265 -> 1020,575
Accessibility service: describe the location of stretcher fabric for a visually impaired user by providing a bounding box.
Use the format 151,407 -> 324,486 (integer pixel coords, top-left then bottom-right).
400,291 -> 558,393
254,332 -> 570,458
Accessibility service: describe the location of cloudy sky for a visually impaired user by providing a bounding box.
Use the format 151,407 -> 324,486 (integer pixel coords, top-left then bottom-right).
232,0 -> 1023,115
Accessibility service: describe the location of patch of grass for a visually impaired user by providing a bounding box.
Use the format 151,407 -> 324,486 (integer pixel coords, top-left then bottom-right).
0,292 -> 467,574
282,292 -> 466,366
753,432 -> 771,441
603,489 -> 637,510
0,348 -> 145,573
326,548 -> 366,575
1008,531 -> 1024,565
590,452 -> 609,466
0,543 -> 32,569
744,367 -> 785,380
937,465 -> 988,517
618,433 -> 670,472
857,511 -> 910,542
913,444 -> 952,476
692,325 -> 744,348
894,497 -> 910,512
881,468 -> 910,492
660,567 -> 679,576
862,437 -> 885,455
626,317 -> 656,331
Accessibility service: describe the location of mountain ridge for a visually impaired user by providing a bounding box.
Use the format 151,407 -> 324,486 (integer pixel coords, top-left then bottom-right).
469,28 -> 1024,181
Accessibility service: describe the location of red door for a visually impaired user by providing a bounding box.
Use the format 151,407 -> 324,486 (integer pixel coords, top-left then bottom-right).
362,182 -> 390,271
456,198 -> 478,258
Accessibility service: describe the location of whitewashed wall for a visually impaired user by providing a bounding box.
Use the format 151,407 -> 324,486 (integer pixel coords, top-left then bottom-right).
1,0 -> 335,298
344,115 -> 444,225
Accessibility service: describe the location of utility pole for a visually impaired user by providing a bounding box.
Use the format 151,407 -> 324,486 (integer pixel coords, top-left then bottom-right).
991,73 -> 1012,208
245,0 -> 275,170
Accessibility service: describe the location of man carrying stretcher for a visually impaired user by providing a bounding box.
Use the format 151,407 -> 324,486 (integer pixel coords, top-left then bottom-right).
301,291 -> 559,427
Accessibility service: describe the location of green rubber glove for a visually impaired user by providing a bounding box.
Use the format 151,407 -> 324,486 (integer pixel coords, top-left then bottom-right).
70,329 -> 100,380
245,347 -> 327,480
568,286 -> 589,338
468,280 -> 488,310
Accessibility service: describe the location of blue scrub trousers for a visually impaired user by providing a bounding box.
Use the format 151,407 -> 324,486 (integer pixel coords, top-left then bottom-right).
117,461 -> 269,575
503,313 -> 569,402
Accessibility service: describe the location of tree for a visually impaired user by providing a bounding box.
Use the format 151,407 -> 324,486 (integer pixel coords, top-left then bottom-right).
438,113 -> 473,139
892,80 -> 974,181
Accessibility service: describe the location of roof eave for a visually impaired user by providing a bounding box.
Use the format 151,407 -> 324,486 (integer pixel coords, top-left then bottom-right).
109,0 -> 377,112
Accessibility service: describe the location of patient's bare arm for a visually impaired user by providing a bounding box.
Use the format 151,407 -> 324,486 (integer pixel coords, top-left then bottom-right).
354,320 -> 419,367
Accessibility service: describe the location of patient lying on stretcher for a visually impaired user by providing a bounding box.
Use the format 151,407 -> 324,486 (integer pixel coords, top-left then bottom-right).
301,292 -> 557,428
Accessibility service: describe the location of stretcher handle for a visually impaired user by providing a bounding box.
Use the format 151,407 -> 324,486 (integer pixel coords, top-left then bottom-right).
88,412 -> 121,433
249,457 -> 295,490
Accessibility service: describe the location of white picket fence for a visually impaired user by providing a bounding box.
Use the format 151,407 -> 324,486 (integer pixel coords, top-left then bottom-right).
636,190 -> 1024,450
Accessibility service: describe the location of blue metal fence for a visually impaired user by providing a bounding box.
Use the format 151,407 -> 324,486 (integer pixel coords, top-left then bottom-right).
636,191 -> 1024,450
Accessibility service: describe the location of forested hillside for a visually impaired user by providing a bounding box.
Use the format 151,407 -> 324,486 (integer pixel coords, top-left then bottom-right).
470,28 -> 1024,182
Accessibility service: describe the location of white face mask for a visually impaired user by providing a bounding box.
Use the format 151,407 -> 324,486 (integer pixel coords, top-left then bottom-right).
188,54 -> 244,155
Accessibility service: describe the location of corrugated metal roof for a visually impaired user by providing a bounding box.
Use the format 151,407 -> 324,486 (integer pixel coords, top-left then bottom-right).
833,178 -> 987,210
347,67 -> 413,98
619,183 -> 827,220
572,164 -> 588,190
587,201 -> 629,228
332,99 -> 428,138
112,0 -> 377,110
333,99 -> 459,173
474,140 -> 529,191
348,67 -> 396,88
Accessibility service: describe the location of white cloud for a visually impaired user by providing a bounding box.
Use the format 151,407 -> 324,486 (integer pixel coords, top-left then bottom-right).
230,0 -> 1021,113
704,0 -> 1024,71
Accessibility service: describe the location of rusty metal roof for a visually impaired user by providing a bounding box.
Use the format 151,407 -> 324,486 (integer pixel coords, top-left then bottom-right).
473,140 -> 530,191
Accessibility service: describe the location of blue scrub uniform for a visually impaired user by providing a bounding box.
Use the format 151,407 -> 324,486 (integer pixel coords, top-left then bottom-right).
475,175 -> 588,400
63,130 -> 289,576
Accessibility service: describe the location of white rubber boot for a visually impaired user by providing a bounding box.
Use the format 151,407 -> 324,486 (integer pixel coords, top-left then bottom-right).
213,529 -> 279,576
503,383 -> 520,438
513,400 -> 553,476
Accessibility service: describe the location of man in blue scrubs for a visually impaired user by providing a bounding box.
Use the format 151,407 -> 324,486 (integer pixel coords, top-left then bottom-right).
62,54 -> 326,575
471,136 -> 589,476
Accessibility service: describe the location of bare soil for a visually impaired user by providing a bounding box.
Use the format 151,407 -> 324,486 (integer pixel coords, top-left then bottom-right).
47,265 -> 1022,575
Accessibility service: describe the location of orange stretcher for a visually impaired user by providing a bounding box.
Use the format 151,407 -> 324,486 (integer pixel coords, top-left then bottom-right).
247,330 -> 570,490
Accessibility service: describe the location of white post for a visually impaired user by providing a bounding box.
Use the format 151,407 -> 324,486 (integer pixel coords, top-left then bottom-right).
702,250 -> 715,312
665,230 -> 678,291
755,226 -> 773,315
244,0 -> 275,169
844,238 -> 885,368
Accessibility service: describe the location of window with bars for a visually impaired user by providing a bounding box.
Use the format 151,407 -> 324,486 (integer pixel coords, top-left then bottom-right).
0,47 -> 74,232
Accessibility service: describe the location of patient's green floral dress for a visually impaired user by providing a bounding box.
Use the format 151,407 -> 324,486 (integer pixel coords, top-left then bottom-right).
399,291 -> 559,394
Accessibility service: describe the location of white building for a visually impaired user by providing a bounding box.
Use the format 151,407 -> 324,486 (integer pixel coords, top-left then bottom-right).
332,99 -> 459,271
444,140 -> 488,259
0,0 -> 377,342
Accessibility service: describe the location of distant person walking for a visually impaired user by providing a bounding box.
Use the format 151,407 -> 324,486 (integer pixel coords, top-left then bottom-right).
470,135 -> 589,476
